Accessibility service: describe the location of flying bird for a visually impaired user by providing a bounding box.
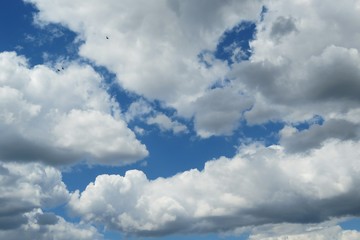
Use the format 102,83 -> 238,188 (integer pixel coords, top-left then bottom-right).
106,36 -> 109,39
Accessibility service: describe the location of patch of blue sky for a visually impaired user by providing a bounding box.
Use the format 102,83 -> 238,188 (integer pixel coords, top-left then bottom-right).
0,0 -> 36,52
238,121 -> 284,146
131,233 -> 249,240
22,23 -> 78,64
140,131 -> 238,179
62,127 -> 239,193
214,21 -> 256,66
96,66 -> 140,112
208,78 -> 232,90
339,217 -> 360,231
1,0 -> 78,66
198,20 -> 256,69
102,230 -> 123,240
260,6 -> 268,22
292,115 -> 325,131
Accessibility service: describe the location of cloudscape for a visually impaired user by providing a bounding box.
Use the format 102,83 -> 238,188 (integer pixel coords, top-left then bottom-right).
1,0 -> 360,239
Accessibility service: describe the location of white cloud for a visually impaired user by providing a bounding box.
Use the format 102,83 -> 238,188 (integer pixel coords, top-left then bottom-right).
133,126 -> 146,136
0,51 -> 148,166
69,139 -> 360,236
53,109 -> 148,165
24,0 -> 264,137
247,222 -> 360,240
0,86 -> 41,125
124,99 -> 153,123
146,113 -> 188,134
125,99 -> 188,135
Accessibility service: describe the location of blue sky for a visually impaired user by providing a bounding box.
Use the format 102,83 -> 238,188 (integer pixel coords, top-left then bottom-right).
1,0 -> 360,239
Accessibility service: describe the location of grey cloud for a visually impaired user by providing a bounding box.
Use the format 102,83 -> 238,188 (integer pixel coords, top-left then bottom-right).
247,221 -> 360,240
0,129 -> 81,166
0,162 -> 68,230
0,198 -> 37,217
193,87 -> 253,137
231,60 -> 298,105
0,189 -> 39,230
231,45 -> 360,125
281,119 -> 360,153
0,210 -> 102,240
270,16 -> 297,41
35,212 -> 59,225
0,162 -> 101,239
305,46 -> 360,103
0,215 -> 28,230
245,189 -> 360,225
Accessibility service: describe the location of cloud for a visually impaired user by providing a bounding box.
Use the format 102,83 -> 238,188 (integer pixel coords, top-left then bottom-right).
69,139 -> 360,236
230,0 -> 360,125
24,0 -> 264,137
0,51 -> 147,166
0,209 -> 102,240
192,87 -> 253,138
0,161 -> 102,239
53,109 -> 148,165
35,212 -> 59,226
270,16 -> 298,41
124,99 -> 153,123
146,113 -> 188,134
280,119 -> 360,153
124,99 -> 188,135
23,0 -> 360,137
0,162 -> 68,229
243,221 -> 360,240
16,0 -> 360,238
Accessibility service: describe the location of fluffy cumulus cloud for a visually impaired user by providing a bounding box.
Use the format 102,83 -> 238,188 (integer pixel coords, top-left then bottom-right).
24,0 -> 264,137
0,51 -> 147,166
0,161 -> 101,239
69,139 -> 360,236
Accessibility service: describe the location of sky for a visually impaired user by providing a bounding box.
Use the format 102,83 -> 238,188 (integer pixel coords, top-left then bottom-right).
1,0 -> 360,239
